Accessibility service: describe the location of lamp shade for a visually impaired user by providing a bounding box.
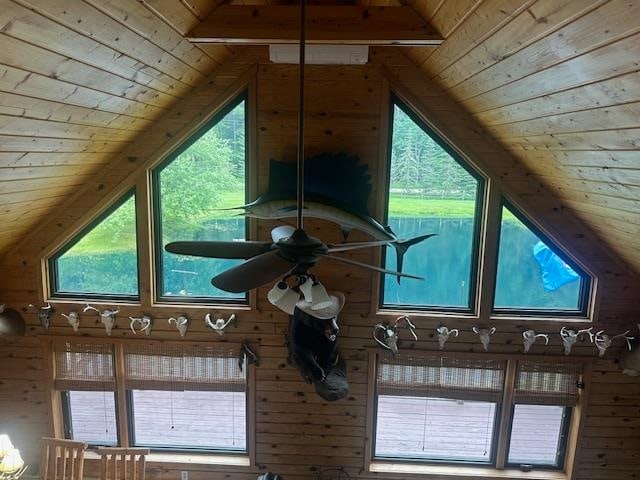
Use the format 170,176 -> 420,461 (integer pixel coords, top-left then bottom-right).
0,306 -> 25,336
0,449 -> 23,473
0,435 -> 13,457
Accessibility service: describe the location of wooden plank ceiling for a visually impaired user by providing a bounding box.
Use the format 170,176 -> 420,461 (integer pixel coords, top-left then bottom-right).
1,0 -> 640,276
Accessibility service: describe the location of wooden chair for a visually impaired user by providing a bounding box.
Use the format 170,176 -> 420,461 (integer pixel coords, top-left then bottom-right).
96,448 -> 149,480
40,438 -> 87,480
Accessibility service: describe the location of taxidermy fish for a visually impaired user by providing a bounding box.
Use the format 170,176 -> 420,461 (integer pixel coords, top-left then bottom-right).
227,154 -> 437,280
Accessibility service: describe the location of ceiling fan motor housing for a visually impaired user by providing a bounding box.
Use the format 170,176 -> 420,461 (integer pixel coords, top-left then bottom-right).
276,229 -> 328,264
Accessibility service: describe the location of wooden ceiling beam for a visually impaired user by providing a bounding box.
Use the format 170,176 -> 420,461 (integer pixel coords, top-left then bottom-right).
187,5 -> 443,45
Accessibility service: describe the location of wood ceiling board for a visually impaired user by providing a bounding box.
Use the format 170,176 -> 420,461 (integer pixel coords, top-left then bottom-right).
1,152 -> 114,168
449,2 -> 640,105
0,1 -> 194,97
188,5 -> 443,45
17,0 -> 209,86
432,0 -> 606,88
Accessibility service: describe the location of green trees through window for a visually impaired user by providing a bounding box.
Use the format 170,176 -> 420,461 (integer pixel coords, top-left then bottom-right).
50,192 -> 139,298
154,95 -> 247,301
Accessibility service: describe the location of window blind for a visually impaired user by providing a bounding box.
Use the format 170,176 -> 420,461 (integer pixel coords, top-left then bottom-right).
53,341 -> 116,391
377,353 -> 506,402
514,361 -> 582,406
124,342 -> 244,392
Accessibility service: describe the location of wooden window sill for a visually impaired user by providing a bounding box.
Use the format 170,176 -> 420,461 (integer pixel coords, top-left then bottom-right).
369,462 -> 568,480
85,450 -> 251,467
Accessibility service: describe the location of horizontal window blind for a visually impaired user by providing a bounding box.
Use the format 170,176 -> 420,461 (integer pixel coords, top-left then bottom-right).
514,361 -> 582,406
54,341 -> 116,391
124,343 -> 244,392
377,353 -> 506,402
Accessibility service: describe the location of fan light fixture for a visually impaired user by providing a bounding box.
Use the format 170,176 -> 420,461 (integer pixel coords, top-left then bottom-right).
0,435 -> 27,480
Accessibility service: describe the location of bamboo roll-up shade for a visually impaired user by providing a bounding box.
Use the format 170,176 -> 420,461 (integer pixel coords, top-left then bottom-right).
377,353 -> 506,402
513,361 -> 582,406
124,343 -> 244,392
54,341 -> 116,391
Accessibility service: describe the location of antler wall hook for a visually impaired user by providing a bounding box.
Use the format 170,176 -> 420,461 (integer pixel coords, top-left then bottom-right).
129,315 -> 152,336
436,326 -> 459,350
472,326 -> 496,351
29,303 -> 53,330
84,304 -> 119,336
205,313 -> 236,335
61,311 -> 80,332
560,327 -> 593,355
373,316 -> 418,355
522,330 -> 550,353
591,329 -> 632,358
168,315 -> 189,337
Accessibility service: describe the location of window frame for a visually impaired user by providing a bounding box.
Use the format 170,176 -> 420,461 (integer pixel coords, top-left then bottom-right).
367,351 -> 587,474
492,198 -> 593,318
48,188 -> 140,302
151,92 -> 250,305
379,95 -> 486,314
47,337 -> 254,460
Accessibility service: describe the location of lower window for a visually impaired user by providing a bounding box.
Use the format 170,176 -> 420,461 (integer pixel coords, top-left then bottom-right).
129,390 -> 246,451
371,353 -> 581,470
62,391 -> 118,446
375,396 -> 498,463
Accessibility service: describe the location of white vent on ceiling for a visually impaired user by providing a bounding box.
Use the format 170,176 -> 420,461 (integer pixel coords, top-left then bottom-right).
269,45 -> 369,65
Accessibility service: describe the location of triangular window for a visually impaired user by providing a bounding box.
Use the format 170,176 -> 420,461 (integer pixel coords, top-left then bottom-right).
49,191 -> 139,299
381,98 -> 484,311
153,94 -> 247,302
493,201 -> 591,315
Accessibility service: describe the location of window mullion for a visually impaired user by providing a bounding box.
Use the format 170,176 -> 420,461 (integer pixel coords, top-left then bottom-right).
495,359 -> 517,469
477,179 -> 502,320
114,343 -> 130,447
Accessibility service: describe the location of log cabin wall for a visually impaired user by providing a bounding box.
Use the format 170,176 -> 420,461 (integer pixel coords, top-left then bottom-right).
2,46 -> 640,480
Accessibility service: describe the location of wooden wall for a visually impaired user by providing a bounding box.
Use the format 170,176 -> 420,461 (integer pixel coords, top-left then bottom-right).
409,0 -> 640,274
1,47 -> 640,480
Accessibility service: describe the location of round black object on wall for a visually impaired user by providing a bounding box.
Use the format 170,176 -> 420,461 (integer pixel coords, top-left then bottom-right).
0,305 -> 26,336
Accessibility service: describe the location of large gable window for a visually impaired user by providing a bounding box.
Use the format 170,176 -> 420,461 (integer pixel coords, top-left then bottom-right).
494,201 -> 591,316
382,98 -> 484,311
153,94 -> 247,303
49,191 -> 139,300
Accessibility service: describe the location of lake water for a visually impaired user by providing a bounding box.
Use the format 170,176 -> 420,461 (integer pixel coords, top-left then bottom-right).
57,217 -> 582,311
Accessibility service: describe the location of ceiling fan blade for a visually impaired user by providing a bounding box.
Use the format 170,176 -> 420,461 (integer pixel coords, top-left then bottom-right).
320,253 -> 423,280
165,241 -> 273,259
271,225 -> 296,243
327,239 -> 395,253
211,250 -> 296,293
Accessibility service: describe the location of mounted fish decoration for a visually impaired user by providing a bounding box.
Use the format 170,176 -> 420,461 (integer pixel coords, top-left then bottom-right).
225,155 -> 436,280
473,326 -> 496,352
168,315 -> 189,337
436,326 -> 459,349
205,313 -> 236,335
522,330 -> 550,353
129,315 -> 152,336
560,326 -> 593,355
61,311 -> 80,332
29,303 -> 53,330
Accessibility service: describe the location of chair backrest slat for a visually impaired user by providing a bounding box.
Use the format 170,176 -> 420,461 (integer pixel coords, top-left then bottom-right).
97,448 -> 149,480
40,438 -> 87,480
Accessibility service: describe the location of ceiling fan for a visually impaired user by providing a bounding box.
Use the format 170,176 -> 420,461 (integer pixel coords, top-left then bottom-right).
165,1 -> 422,293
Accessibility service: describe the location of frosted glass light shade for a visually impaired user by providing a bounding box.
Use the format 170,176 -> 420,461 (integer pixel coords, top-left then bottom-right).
310,282 -> 332,310
0,436 -> 12,457
0,449 -> 23,473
